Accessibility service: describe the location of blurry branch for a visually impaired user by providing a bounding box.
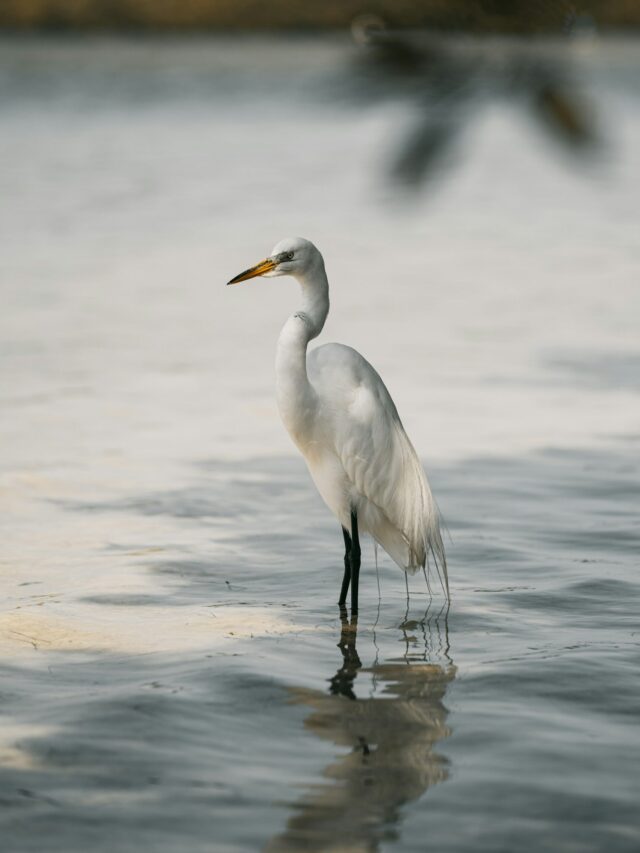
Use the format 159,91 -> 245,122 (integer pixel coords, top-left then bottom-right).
350,17 -> 600,191
533,81 -> 596,150
1,0 -> 640,32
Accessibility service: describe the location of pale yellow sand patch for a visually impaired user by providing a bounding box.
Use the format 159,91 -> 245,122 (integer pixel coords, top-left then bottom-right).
0,605 -> 307,658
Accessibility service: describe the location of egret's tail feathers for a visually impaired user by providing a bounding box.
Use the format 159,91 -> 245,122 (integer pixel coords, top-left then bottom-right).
428,527 -> 449,600
372,513 -> 448,598
373,517 -> 422,576
388,421 -> 449,599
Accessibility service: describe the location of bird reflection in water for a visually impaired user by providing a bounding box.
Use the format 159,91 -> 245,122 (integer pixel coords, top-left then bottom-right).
268,603 -> 455,852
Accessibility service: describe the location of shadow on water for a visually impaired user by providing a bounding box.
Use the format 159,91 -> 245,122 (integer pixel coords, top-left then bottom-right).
268,605 -> 455,852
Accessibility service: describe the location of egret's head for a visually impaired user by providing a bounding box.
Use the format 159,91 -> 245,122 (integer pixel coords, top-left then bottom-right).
227,237 -> 321,285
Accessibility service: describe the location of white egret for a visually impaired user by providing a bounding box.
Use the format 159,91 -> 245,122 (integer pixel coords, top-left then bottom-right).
228,237 -> 447,611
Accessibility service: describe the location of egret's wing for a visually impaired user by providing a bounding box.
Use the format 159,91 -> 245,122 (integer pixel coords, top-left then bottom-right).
310,343 -> 448,593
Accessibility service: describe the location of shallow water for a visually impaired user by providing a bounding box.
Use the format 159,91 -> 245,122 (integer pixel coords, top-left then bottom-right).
1,36 -> 639,852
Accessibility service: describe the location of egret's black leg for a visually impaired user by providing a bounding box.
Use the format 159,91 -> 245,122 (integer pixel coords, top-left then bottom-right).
338,526 -> 352,605
350,509 -> 361,614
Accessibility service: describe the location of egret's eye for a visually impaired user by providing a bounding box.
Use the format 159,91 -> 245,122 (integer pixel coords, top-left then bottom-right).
278,251 -> 294,263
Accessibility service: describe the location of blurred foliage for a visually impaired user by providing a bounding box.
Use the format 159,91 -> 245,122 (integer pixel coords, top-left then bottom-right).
0,0 -> 639,32
350,23 -> 600,191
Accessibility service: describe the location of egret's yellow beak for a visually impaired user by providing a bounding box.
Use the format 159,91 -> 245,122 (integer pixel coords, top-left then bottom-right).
227,257 -> 276,285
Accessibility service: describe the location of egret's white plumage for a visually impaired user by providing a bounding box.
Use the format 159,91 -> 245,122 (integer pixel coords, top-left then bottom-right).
228,237 -> 448,602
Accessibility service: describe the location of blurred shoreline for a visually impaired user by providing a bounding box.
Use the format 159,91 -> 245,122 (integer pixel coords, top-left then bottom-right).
1,0 -> 639,34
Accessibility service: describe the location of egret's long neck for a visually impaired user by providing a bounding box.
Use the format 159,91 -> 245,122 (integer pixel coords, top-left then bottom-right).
275,260 -> 329,443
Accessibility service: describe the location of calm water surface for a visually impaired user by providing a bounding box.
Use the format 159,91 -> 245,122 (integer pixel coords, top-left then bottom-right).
1,36 -> 639,852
